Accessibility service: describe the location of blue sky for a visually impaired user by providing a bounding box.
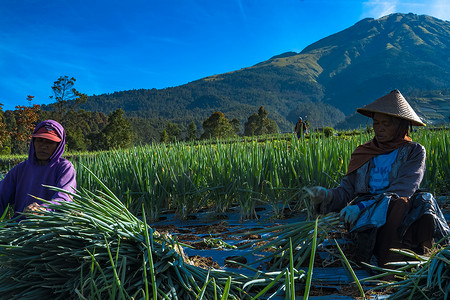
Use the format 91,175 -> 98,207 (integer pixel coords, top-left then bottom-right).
1,0 -> 449,111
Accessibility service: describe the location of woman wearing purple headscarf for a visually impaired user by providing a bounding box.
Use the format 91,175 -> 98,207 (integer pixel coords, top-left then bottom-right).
0,120 -> 76,218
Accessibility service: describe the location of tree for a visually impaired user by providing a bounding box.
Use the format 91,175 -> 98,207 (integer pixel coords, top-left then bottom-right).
94,109 -> 132,150
201,111 -> 236,139
187,121 -> 197,141
231,118 -> 241,135
244,106 -> 278,136
66,127 -> 87,151
26,95 -> 34,106
166,122 -> 181,142
160,129 -> 168,143
39,109 -> 108,152
50,76 -> 87,121
47,76 -> 90,150
10,96 -> 41,154
0,103 -> 10,153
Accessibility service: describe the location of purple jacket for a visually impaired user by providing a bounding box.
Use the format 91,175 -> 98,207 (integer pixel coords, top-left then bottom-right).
0,120 -> 76,216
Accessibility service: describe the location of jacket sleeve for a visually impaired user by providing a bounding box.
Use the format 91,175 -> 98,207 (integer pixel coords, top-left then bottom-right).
326,143 -> 426,213
0,168 -> 17,216
50,160 -> 77,203
386,143 -> 426,198
327,171 -> 358,212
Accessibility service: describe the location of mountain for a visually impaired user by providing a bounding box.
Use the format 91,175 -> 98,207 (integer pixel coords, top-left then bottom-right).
72,13 -> 450,135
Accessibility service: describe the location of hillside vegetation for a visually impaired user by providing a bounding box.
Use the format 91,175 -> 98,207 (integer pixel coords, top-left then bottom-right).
42,13 -> 449,139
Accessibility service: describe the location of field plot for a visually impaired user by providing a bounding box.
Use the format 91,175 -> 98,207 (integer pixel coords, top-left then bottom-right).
73,130 -> 450,220
152,205 -> 370,297
0,130 -> 449,299
1,186 -> 446,299
150,200 -> 450,299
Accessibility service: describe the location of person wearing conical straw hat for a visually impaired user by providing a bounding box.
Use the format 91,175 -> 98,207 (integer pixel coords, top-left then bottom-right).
308,89 -> 450,268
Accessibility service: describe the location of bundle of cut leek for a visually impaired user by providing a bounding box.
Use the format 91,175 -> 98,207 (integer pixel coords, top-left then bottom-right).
238,214 -> 341,271
370,244 -> 450,299
0,170 -> 246,300
0,169 -> 313,299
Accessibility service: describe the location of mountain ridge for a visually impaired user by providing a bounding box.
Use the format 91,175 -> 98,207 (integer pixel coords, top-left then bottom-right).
62,13 -> 450,135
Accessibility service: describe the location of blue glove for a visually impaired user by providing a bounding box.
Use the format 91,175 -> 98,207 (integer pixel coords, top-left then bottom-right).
339,205 -> 360,224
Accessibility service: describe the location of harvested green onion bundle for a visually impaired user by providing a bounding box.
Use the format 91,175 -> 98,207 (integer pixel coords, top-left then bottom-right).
0,171 -> 245,300
374,244 -> 450,299
239,214 -> 341,271
0,169 -> 314,299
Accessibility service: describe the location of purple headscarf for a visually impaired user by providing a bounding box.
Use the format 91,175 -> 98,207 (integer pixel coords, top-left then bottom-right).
29,120 -> 66,164
0,119 -> 76,217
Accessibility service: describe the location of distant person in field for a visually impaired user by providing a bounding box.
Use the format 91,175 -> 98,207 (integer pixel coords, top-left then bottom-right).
294,117 -> 307,138
0,120 -> 76,219
308,89 -> 449,268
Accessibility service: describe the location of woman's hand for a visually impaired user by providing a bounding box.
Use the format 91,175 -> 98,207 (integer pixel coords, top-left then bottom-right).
24,202 -> 45,215
339,205 -> 360,224
305,186 -> 332,214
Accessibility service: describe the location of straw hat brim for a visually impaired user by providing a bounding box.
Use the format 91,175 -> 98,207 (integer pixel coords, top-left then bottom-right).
357,108 -> 426,126
356,90 -> 426,127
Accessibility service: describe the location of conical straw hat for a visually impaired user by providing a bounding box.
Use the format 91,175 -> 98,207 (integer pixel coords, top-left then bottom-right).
357,89 -> 426,126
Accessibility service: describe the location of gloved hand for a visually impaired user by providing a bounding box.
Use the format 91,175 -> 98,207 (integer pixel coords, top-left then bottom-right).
305,186 -> 331,214
339,205 -> 360,225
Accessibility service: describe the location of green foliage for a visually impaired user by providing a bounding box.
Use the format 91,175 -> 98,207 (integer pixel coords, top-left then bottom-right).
2,129 -> 449,221
0,178 -> 248,299
9,101 -> 41,154
244,106 -> 279,136
201,111 -> 236,139
66,13 -> 450,134
50,75 -> 87,121
0,145 -> 11,156
373,244 -> 450,299
65,127 -> 86,152
160,129 -> 168,143
323,127 -> 334,137
72,133 -> 356,220
128,116 -> 166,144
231,118 -> 241,135
0,111 -> 15,155
7,12 -> 450,148
166,121 -> 181,142
0,76 -> 110,155
93,109 -> 132,150
0,103 -> 9,150
39,76 -> 108,152
39,110 -> 108,152
187,121 -> 197,141
335,113 -> 370,130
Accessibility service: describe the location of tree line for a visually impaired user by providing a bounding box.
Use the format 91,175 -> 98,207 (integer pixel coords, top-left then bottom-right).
0,76 -> 279,155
